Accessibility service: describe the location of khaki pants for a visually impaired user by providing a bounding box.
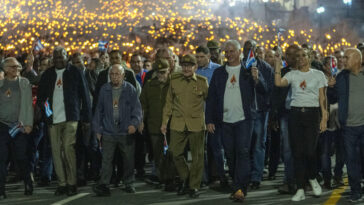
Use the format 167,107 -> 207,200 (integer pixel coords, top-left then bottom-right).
49,121 -> 78,186
169,130 -> 204,189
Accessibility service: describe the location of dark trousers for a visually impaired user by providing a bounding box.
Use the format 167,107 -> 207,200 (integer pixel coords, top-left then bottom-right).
206,125 -> 225,180
134,131 -> 146,174
0,122 -> 31,190
222,120 -> 253,195
342,125 -> 364,196
288,108 -> 320,189
99,135 -> 135,186
30,122 -> 53,181
268,126 -> 281,177
76,123 -> 100,181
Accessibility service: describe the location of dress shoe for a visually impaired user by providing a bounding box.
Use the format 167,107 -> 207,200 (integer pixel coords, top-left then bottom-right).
24,182 -> 33,195
189,189 -> 200,198
54,186 -> 68,196
177,181 -> 188,195
333,177 -> 344,187
37,178 -> 51,187
124,185 -> 136,193
291,189 -> 305,201
309,179 -> 322,197
93,184 -> 111,196
67,185 -> 78,196
250,181 -> 260,190
77,179 -> 87,187
0,189 -> 6,200
230,189 -> 245,202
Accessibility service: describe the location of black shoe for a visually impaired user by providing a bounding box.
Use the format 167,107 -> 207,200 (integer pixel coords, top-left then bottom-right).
189,189 -> 200,198
54,186 -> 68,196
93,184 -> 111,196
324,180 -> 333,190
37,178 -> 51,187
124,185 -> 136,193
250,181 -> 260,190
24,182 -> 33,195
164,181 -> 176,192
177,181 -> 188,195
77,179 -> 87,187
67,185 -> 78,196
0,188 -> 6,200
333,177 -> 344,187
278,183 -> 296,195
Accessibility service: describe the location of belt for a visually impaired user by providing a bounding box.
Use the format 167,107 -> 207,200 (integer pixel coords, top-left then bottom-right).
291,107 -> 318,112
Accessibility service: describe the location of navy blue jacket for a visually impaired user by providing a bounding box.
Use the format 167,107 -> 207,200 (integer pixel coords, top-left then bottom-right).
327,69 -> 363,126
92,81 -> 142,136
36,64 -> 92,124
206,62 -> 268,125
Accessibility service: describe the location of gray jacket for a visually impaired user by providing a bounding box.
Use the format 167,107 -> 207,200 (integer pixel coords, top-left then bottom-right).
0,77 -> 34,127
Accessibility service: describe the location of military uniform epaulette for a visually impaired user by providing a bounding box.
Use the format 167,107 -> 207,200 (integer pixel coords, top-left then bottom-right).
171,72 -> 184,79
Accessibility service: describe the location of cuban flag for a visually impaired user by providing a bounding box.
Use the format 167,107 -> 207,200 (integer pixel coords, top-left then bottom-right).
330,57 -> 338,76
44,99 -> 53,117
98,41 -> 109,52
9,122 -> 24,138
163,134 -> 169,156
245,49 -> 257,69
282,60 -> 288,68
34,39 -> 45,51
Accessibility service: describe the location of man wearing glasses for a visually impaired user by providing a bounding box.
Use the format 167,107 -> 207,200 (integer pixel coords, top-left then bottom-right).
0,57 -> 34,199
161,54 -> 208,198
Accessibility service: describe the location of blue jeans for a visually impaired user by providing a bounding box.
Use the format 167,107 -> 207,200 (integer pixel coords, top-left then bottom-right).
280,113 -> 294,184
30,122 -> 53,180
251,111 -> 269,182
222,120 -> 253,195
343,125 -> 364,196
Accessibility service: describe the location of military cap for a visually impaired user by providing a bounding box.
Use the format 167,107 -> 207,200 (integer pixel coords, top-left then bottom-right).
153,58 -> 169,71
180,54 -> 197,65
207,40 -> 220,49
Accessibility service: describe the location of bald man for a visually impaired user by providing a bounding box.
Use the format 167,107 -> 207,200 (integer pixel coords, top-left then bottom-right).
328,48 -> 364,203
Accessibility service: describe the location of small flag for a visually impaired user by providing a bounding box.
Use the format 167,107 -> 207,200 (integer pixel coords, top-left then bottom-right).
98,41 -> 109,52
282,60 -> 287,68
9,122 -> 24,138
44,98 -> 53,117
245,49 -> 256,69
277,28 -> 286,47
163,134 -> 169,156
330,57 -> 338,76
34,39 -> 45,51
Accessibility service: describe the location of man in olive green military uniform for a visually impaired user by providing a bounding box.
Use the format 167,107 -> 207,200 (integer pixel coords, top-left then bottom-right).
140,59 -> 176,190
161,54 -> 208,198
207,40 -> 224,65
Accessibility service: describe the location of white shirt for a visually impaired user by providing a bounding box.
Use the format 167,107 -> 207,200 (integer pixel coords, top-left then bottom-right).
52,68 -> 67,124
283,68 -> 327,107
223,65 -> 245,123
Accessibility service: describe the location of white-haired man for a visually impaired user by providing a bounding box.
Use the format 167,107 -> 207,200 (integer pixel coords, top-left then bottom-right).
93,64 -> 142,196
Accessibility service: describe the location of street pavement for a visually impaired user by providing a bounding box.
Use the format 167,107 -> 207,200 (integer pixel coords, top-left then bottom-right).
0,164 -> 358,205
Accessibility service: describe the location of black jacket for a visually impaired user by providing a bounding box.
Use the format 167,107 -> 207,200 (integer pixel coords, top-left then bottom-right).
36,64 -> 92,124
271,65 -> 293,120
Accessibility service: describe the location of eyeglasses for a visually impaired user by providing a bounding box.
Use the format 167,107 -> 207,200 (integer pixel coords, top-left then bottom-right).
5,65 -> 22,70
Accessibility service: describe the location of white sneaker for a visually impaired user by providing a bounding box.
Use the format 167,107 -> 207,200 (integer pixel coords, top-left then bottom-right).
309,179 -> 322,196
292,189 -> 305,201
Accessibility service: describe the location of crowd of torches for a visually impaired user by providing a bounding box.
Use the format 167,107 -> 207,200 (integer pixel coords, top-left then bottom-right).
0,0 -> 356,58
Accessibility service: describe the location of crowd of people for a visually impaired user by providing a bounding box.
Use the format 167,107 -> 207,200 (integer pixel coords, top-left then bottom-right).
0,37 -> 364,203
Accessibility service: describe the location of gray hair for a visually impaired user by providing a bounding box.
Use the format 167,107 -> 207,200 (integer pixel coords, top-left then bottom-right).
224,40 -> 241,51
111,64 -> 125,74
3,57 -> 21,69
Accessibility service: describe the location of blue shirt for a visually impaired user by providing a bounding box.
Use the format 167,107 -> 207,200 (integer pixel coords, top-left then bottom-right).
196,61 -> 220,84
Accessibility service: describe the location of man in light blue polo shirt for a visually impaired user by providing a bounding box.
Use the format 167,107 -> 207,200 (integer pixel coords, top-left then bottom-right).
195,46 -> 220,84
195,45 -> 224,186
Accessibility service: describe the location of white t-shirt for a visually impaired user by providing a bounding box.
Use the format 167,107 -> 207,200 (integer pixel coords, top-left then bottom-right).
223,65 -> 245,123
52,68 -> 67,124
283,68 -> 327,107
